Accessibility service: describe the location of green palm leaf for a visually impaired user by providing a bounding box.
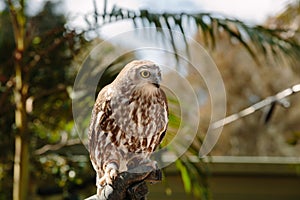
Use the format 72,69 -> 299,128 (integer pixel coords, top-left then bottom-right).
90,5 -> 299,67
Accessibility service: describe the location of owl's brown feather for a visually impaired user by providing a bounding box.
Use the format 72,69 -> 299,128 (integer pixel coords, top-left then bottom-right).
88,60 -> 168,193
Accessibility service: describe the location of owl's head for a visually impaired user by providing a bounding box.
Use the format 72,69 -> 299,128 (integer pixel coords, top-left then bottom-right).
116,60 -> 162,90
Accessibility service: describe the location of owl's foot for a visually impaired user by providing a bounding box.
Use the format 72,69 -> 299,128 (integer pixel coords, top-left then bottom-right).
99,163 -> 118,186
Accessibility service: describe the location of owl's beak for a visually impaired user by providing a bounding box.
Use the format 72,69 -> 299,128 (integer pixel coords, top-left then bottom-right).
151,74 -> 161,88
152,83 -> 160,88
152,76 -> 161,88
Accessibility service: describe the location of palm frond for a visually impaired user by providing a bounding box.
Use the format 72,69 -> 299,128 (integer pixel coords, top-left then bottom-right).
175,154 -> 210,199
89,6 -> 300,67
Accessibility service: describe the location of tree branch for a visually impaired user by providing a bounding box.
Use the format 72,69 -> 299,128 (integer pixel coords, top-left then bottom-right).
212,84 -> 300,129
34,132 -> 82,155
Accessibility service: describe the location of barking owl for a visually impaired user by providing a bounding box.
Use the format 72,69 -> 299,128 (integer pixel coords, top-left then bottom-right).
88,60 -> 168,194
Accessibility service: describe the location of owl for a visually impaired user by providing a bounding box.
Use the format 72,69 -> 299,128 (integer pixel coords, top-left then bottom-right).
88,60 -> 168,194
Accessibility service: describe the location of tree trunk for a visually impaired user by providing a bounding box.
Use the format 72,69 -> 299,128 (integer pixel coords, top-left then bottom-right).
13,64 -> 29,200
8,0 -> 30,199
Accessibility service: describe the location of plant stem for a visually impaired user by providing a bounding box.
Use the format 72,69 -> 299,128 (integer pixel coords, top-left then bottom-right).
7,0 -> 29,199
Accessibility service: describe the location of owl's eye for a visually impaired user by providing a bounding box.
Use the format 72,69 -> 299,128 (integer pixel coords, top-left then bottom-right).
140,70 -> 151,78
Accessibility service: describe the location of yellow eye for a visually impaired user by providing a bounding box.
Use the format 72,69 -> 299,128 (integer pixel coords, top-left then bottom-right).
140,70 -> 150,78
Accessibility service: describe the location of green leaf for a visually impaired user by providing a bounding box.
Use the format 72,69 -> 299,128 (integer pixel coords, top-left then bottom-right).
175,159 -> 192,194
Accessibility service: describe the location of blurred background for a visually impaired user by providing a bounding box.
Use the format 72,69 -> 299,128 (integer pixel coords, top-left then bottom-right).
1,0 -> 300,199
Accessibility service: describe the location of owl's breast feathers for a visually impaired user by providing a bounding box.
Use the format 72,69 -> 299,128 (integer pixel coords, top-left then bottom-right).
89,84 -> 168,159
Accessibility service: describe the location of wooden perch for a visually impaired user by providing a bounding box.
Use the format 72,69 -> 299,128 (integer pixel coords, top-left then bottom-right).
85,167 -> 162,200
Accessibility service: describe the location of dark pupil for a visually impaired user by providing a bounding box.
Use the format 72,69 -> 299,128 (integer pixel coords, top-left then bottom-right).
142,71 -> 149,77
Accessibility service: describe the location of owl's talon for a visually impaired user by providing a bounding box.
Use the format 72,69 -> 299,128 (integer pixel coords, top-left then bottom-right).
102,163 -> 119,185
109,168 -> 118,180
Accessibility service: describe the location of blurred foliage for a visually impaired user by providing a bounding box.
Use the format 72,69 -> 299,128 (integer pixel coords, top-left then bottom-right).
192,1 -> 300,157
0,1 -> 89,199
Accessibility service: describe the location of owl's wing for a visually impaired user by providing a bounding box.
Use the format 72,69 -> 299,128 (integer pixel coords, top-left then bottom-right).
88,86 -> 111,158
160,88 -> 169,115
156,89 -> 169,147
